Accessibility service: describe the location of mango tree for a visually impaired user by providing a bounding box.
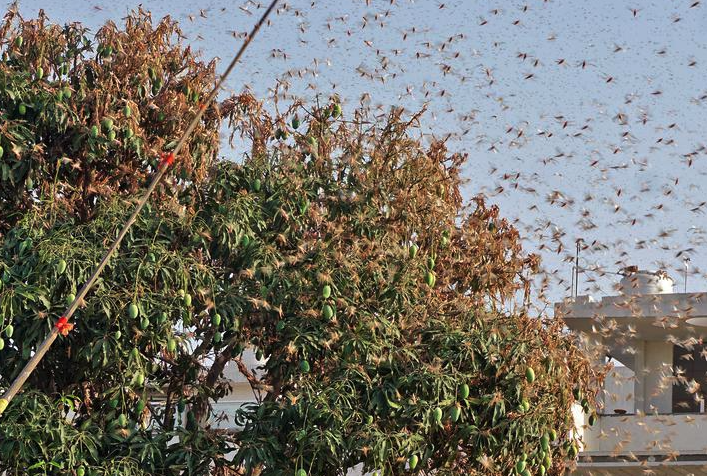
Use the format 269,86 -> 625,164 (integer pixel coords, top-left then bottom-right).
0,8 -> 600,476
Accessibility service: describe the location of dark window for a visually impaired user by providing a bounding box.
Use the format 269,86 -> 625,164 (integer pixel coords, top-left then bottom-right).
672,344 -> 706,413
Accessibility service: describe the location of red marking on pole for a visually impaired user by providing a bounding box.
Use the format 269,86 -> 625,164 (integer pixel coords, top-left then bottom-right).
160,152 -> 175,168
55,316 -> 74,336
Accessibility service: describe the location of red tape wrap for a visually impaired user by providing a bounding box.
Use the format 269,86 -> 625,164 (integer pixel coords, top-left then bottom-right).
55,316 -> 74,336
160,152 -> 175,168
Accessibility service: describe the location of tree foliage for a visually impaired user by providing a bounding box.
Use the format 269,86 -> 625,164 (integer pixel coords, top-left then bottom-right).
0,8 -> 600,476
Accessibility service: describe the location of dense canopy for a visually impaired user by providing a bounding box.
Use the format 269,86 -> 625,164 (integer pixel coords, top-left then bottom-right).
0,9 -> 599,476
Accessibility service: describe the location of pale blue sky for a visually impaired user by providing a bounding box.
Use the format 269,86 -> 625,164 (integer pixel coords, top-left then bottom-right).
17,0 -> 707,307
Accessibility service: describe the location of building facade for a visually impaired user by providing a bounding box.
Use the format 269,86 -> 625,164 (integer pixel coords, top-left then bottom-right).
557,269 -> 707,475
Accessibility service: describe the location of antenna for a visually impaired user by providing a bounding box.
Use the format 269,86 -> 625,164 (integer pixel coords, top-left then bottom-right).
574,239 -> 582,298
570,263 -> 575,299
684,257 -> 690,293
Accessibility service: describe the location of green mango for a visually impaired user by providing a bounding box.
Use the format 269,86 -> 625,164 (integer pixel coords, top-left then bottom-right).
433,407 -> 443,423
128,303 -> 139,319
214,331 -> 222,343
322,284 -> 331,299
333,103 -> 342,118
427,257 -> 435,269
167,339 -> 176,353
291,115 -> 300,129
568,443 -> 578,459
114,330 -> 122,340
322,304 -> 334,320
526,367 -> 535,383
300,360 -> 310,373
0,337 -> 4,350
424,271 -> 436,287
212,313 -> 222,326
117,414 -> 127,427
0,145 -> 4,158
295,470 -> 307,476
573,388 -> 583,401
409,244 -> 418,259
63,86 -> 72,98
459,383 -> 470,399
101,117 -> 114,131
183,293 -> 192,307
450,405 -> 461,422
90,125 -> 99,138
252,178 -> 261,192
5,325 -> 13,338
36,67 -> 43,79
77,467 -> 85,476
107,130 -> 116,141
408,454 -> 418,470
123,105 -> 132,117
549,429 -> 558,441
66,293 -> 76,306
18,104 -> 26,115
136,399 -> 145,414
241,235 -> 250,247
56,259 -> 67,274
140,317 -> 149,329
515,459 -> 526,473
109,398 -> 119,409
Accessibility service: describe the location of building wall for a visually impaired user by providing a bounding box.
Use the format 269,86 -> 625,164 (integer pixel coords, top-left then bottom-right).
602,365 -> 634,414
643,341 -> 673,413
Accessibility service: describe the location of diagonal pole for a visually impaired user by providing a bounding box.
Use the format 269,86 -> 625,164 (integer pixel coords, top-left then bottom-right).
0,0 -> 280,417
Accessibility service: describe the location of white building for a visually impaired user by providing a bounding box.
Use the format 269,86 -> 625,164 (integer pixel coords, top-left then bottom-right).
556,268 -> 707,475
210,350 -> 265,429
214,352 -> 366,475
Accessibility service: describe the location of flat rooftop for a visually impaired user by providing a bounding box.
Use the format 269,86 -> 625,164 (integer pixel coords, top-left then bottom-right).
555,292 -> 707,341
